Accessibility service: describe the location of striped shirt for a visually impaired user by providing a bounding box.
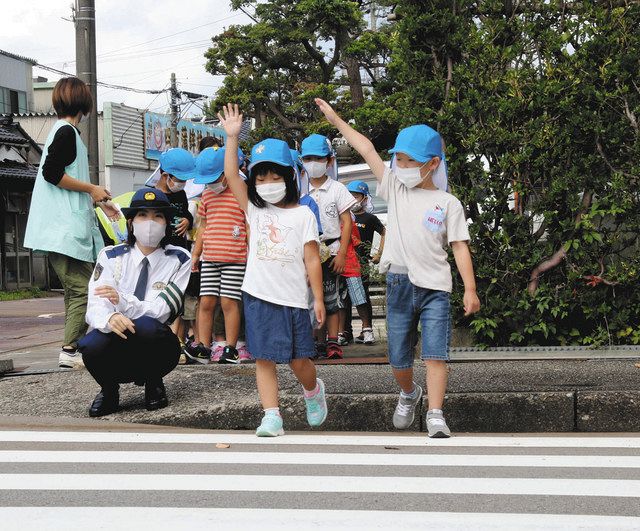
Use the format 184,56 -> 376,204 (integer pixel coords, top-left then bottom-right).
198,187 -> 247,263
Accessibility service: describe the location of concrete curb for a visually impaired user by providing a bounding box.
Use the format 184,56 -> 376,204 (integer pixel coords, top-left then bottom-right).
1,362 -> 639,433
0,359 -> 13,374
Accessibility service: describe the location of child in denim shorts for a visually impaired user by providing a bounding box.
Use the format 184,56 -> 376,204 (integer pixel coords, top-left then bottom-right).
316,98 -> 481,438
219,104 -> 328,437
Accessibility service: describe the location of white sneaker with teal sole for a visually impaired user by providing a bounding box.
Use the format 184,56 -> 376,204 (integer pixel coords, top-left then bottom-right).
304,378 -> 328,427
256,413 -> 285,437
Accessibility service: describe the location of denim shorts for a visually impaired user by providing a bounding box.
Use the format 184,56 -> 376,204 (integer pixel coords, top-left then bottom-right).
386,272 -> 452,368
243,292 -> 315,364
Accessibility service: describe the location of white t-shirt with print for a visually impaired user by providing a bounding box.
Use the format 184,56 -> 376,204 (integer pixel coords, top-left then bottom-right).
308,177 -> 356,254
242,202 -> 320,309
377,167 -> 470,293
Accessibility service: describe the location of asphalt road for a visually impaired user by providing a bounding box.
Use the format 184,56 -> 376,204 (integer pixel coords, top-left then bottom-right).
0,418 -> 639,530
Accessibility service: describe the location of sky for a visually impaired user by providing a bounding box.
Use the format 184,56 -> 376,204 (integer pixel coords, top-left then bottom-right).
4,0 -> 252,116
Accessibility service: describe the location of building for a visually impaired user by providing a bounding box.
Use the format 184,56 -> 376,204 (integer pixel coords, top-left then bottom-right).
0,50 -> 36,114
16,104 -> 226,196
32,77 -> 55,114
0,116 -> 45,290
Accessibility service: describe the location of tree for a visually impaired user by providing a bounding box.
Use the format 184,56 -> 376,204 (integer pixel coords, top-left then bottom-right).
203,0 -> 392,142
370,0 -> 640,346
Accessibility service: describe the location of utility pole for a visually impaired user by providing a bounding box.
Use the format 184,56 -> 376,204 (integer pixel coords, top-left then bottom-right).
74,0 -> 99,185
170,72 -> 179,148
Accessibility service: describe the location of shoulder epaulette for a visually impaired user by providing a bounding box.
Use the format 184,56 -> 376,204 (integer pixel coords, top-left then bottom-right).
105,244 -> 131,259
164,247 -> 189,264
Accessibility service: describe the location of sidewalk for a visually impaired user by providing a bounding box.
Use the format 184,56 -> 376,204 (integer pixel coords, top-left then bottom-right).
1,297 -> 639,433
1,359 -> 639,433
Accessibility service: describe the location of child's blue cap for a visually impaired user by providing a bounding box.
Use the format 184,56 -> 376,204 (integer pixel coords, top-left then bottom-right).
388,125 -> 443,163
194,147 -> 225,184
300,134 -> 333,158
159,147 -> 196,180
237,147 -> 245,166
248,138 -> 294,171
346,180 -> 369,195
290,149 -> 303,169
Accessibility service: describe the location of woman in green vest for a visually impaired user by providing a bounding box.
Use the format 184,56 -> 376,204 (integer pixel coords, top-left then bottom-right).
24,77 -> 120,370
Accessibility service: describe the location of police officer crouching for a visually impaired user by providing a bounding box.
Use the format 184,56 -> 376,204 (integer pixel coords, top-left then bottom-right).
78,188 -> 192,417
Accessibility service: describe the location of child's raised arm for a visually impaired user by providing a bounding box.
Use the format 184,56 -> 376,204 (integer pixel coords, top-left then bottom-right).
315,98 -> 386,182
217,103 -> 248,211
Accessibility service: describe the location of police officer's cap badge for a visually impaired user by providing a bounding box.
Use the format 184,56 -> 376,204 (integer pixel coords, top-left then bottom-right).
144,191 -> 156,201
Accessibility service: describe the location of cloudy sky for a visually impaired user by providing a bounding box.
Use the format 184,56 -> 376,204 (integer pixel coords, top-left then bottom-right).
4,0 -> 251,116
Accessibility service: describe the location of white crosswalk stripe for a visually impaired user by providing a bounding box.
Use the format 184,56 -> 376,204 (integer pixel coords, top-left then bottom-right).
1,429 -> 639,530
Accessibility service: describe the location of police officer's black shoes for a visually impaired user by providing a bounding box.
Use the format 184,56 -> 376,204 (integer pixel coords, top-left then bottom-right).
145,380 -> 169,411
89,387 -> 120,417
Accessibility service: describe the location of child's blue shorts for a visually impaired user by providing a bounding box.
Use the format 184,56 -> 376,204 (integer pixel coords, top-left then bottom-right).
243,292 -> 316,364
386,272 -> 452,368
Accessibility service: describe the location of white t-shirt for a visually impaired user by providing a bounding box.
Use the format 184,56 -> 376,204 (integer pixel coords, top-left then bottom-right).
377,167 -> 470,293
308,177 -> 356,254
242,202 -> 320,309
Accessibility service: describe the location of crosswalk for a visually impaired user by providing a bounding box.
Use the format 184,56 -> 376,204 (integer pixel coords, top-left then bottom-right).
1,429 -> 639,530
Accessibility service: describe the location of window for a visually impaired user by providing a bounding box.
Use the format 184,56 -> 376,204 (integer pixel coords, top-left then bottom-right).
0,87 -> 28,114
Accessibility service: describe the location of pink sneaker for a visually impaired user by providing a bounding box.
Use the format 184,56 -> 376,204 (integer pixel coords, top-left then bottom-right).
237,344 -> 252,363
211,345 -> 224,362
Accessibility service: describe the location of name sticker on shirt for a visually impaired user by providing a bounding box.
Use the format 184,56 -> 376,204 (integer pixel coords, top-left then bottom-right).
152,281 -> 167,290
424,205 -> 446,233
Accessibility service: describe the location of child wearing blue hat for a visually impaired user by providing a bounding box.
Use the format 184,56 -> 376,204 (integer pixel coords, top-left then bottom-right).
218,104 -> 327,437
344,180 -> 386,345
315,98 -> 480,438
187,147 -> 250,365
300,133 -> 357,360
153,148 -> 195,250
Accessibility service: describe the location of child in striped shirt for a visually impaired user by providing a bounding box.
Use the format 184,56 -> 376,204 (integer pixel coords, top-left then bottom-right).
189,147 -> 249,364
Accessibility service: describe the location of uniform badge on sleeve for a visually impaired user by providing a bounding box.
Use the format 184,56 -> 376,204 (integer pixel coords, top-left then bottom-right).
94,263 -> 104,281
152,281 -> 167,290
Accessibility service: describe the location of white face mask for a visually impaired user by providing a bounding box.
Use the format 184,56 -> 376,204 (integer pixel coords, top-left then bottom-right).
133,219 -> 166,248
350,201 -> 365,213
207,180 -> 226,194
166,178 -> 185,193
256,182 -> 287,204
395,161 -> 429,189
303,160 -> 328,179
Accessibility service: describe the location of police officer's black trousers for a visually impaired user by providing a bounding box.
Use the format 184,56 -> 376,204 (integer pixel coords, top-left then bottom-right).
78,316 -> 180,390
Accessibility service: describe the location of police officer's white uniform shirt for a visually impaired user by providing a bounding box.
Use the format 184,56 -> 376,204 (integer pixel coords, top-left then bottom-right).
308,177 -> 356,254
86,243 -> 191,333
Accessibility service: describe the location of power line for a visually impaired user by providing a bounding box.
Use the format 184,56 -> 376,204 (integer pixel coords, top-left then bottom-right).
33,62 -> 167,94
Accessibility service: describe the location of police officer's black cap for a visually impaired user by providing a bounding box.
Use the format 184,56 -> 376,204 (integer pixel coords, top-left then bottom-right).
121,187 -> 177,218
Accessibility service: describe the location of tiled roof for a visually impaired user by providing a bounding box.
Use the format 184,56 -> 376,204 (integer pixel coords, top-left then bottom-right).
0,125 -> 29,145
0,160 -> 38,181
0,49 -> 37,65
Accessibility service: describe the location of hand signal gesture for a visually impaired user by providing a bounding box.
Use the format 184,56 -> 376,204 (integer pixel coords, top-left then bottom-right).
217,103 -> 243,137
314,98 -> 340,126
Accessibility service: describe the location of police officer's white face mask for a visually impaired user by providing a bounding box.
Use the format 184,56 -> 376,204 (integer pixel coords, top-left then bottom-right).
133,219 -> 166,248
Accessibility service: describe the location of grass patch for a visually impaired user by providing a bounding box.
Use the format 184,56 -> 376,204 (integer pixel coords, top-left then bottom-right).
0,287 -> 44,301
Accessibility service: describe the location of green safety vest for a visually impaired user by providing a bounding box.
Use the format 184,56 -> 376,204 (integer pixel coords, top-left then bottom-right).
24,119 -> 103,262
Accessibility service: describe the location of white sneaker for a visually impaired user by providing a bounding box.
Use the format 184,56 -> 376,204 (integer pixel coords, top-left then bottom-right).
58,349 -> 84,369
426,410 -> 451,438
362,328 -> 375,344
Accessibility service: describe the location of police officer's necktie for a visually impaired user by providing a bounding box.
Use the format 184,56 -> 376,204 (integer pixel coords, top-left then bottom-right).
134,257 -> 149,301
